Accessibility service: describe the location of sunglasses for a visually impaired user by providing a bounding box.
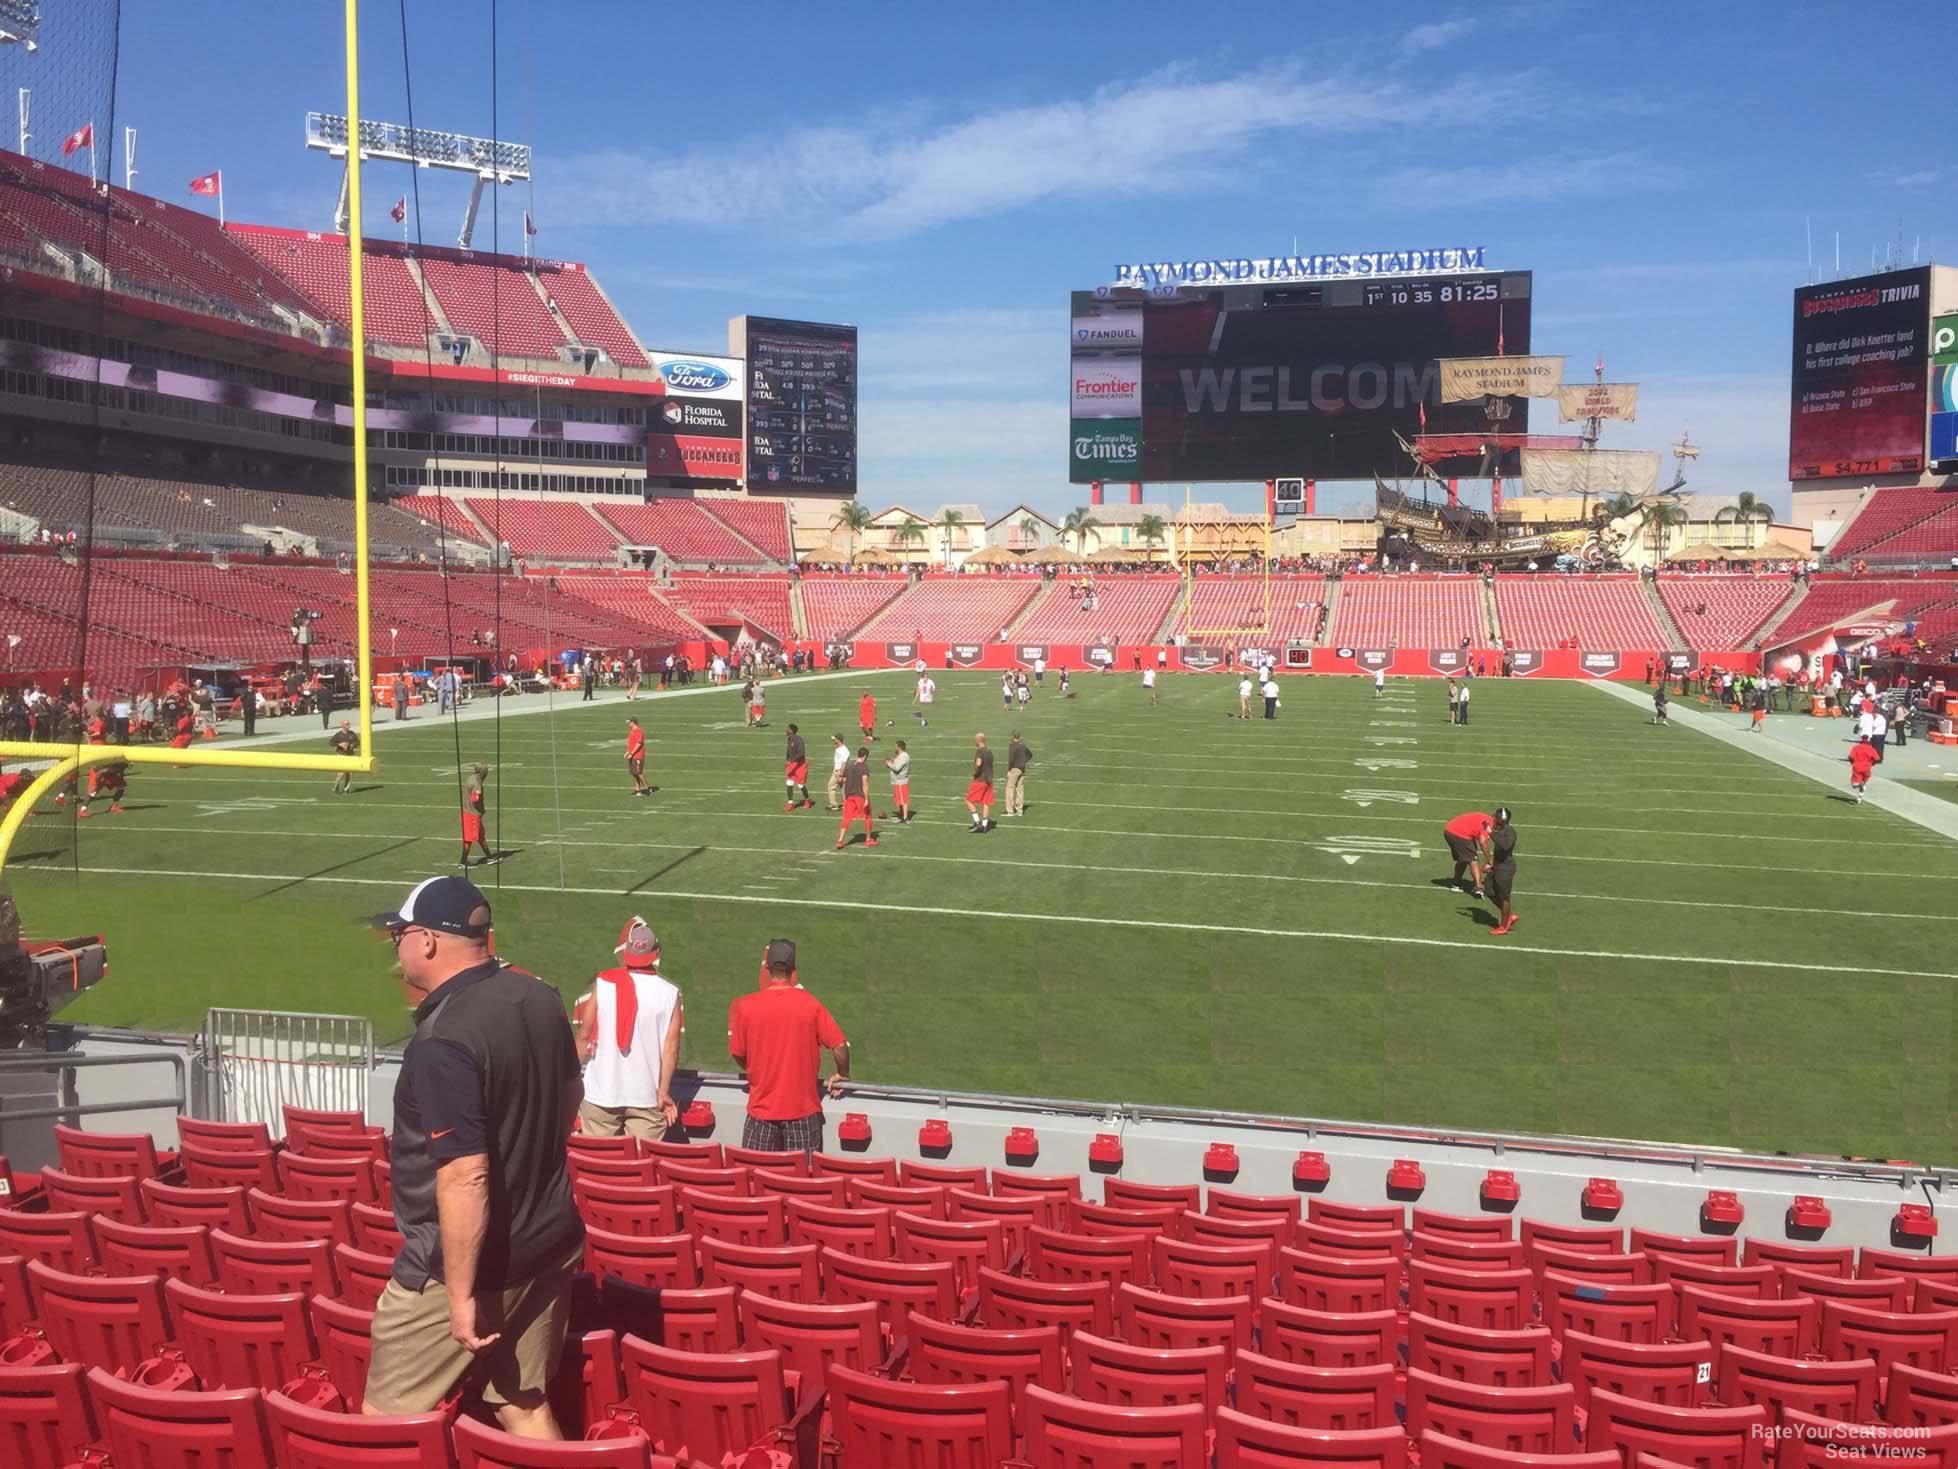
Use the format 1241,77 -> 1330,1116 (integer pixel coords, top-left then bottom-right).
387,925 -> 425,948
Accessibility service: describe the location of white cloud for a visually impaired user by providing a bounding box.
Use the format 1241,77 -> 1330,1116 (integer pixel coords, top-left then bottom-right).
1376,149 -> 1688,205
550,64 -> 1526,241
1868,166 -> 1946,188
1598,373 -> 1793,507
860,308 -> 1055,396
1403,18 -> 1481,50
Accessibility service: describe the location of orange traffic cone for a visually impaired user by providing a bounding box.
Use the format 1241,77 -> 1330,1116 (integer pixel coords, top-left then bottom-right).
202,725 -> 217,740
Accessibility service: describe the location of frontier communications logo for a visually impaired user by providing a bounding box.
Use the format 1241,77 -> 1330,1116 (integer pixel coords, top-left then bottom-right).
1071,357 -> 1142,417
1070,418 -> 1141,477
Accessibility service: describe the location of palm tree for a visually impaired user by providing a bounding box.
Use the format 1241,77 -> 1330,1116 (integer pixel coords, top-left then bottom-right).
895,516 -> 927,561
832,501 -> 871,567
1714,491 -> 1772,551
936,508 -> 965,566
1596,493 -> 1638,525
1017,515 -> 1039,551
1061,507 -> 1099,555
1644,500 -> 1689,561
1137,513 -> 1167,563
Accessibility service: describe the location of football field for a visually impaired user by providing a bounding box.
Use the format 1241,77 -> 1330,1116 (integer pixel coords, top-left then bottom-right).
9,669 -> 1957,1165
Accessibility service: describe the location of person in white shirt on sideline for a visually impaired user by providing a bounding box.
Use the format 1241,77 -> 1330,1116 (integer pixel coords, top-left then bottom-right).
1456,679 -> 1471,726
1373,666 -> 1386,698
572,918 -> 682,1141
913,672 -> 935,726
826,734 -> 850,811
1870,705 -> 1888,763
1261,676 -> 1280,720
1236,676 -> 1253,720
1142,666 -> 1158,706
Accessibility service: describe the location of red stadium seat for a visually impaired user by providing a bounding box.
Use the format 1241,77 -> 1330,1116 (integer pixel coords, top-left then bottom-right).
1656,1259 -> 1780,1300
748,1170 -> 848,1207
1278,1248 -> 1403,1314
1298,1222 -> 1406,1261
211,1228 -> 338,1297
583,1228 -> 697,1290
1114,1282 -> 1253,1355
899,1161 -> 988,1190
812,1153 -> 898,1186
26,1262 -> 171,1374
826,1362 -> 1012,1469
1540,1272 -> 1675,1343
1309,1201 -> 1406,1231
894,1210 -> 1007,1297
1630,1231 -> 1738,1267
617,1337 -> 792,1466
1404,1368 -> 1579,1454
1521,1221 -> 1625,1256
0,1360 -> 96,1469
1821,1303 -> 1958,1376
1775,1408 -> 1958,1469
568,1155 -> 660,1190
1584,1387 -> 1770,1469
1414,1232 -> 1530,1272
975,1265 -> 1114,1347
331,1243 -> 397,1311
1560,1331 -> 1713,1409
1743,1241 -> 1854,1278
39,1167 -> 146,1224
0,1253 -> 35,1338
282,1105 -> 365,1138
992,1170 -> 1082,1205
1409,1312 -> 1554,1387
0,1210 -> 94,1272
1068,1330 -> 1228,1415
1217,1414 -> 1408,1469
1714,1341 -> 1878,1423
1208,1189 -> 1305,1225
1151,1234 -> 1273,1299
166,1280 -> 314,1391
1418,1431 -> 1621,1469
557,1328 -> 622,1440
1104,1179 -> 1203,1214
1677,1286 -> 1820,1357
1782,1268 -> 1912,1311
945,1188 -> 1049,1256
1068,1198 -> 1180,1241
1231,1351 -> 1397,1430
308,1295 -> 375,1411
1416,1211 -> 1516,1243
453,1415 -> 674,1469
905,1311 -> 1065,1414
567,1135 -> 639,1158
785,1198 -> 893,1257
1027,1226 -> 1150,1290
1886,1363 -> 1958,1428
1179,1208 -> 1292,1256
723,1146 -> 809,1176
262,1386 -> 456,1469
172,1118 -> 271,1153
53,1125 -> 170,1182
1860,1252 -> 1958,1288
736,1292 -> 879,1390
658,1163 -> 750,1197
640,1140 -> 722,1169
351,1203 -> 405,1255
1254,1299 -> 1399,1368
92,1218 -> 218,1286
675,1188 -> 782,1246
618,1285 -> 736,1354
180,1141 -> 280,1193
85,1365 -> 275,1469
1409,1262 -> 1534,1331
1913,1281 -> 1958,1313
277,1151 -> 380,1207
694,1236 -> 818,1302
246,1190 -> 353,1248
1019,1384 -> 1206,1469
140,1180 -> 252,1234
849,1180 -> 948,1218
1530,1246 -> 1654,1288
574,1182 -> 679,1237
819,1247 -> 958,1334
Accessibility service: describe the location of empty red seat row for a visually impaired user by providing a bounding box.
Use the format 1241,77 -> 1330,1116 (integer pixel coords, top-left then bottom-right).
1012,577 -> 1182,644
795,575 -> 908,639
855,575 -> 1043,641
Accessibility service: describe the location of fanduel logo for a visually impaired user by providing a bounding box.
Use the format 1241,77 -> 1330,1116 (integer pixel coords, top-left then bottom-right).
659,360 -> 732,393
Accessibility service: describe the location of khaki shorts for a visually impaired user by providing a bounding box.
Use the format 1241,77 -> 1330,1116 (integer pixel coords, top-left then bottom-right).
364,1239 -> 583,1415
578,1097 -> 669,1142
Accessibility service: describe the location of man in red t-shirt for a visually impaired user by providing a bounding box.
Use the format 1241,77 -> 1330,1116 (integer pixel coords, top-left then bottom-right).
858,690 -> 878,744
625,718 -> 649,798
727,939 -> 850,1154
1443,810 -> 1494,894
1848,737 -> 1879,805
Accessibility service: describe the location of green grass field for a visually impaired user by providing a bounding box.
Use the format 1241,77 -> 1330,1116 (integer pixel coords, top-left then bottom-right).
9,669 -> 1957,1164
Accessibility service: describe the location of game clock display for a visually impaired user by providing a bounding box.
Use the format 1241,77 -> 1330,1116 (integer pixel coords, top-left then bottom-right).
743,318 -> 858,494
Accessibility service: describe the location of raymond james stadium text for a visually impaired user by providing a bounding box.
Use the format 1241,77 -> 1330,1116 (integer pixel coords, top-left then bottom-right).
1114,247 -> 1486,287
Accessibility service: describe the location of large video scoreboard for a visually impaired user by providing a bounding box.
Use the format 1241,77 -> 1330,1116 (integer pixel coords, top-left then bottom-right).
1068,273 -> 1532,483
1789,268 -> 1931,480
730,316 -> 858,495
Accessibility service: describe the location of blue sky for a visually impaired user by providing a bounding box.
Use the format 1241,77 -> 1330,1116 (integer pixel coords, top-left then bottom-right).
14,1 -> 1957,520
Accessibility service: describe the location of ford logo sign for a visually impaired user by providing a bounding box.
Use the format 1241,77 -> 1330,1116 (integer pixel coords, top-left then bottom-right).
659,359 -> 732,393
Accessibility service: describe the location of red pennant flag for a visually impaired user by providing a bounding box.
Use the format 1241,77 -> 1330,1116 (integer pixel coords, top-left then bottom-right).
390,196 -> 406,223
61,123 -> 93,156
188,171 -> 221,197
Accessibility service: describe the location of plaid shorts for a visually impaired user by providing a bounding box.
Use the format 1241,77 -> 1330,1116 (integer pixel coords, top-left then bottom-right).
743,1111 -> 825,1155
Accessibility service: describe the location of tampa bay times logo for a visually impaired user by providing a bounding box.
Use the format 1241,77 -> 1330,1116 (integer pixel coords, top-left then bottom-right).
1071,419 -> 1141,472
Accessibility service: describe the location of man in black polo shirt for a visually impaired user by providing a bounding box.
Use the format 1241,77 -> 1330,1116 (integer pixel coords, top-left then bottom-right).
365,876 -> 584,1435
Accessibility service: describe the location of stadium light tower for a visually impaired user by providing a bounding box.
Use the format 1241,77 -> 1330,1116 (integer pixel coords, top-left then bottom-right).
305,111 -> 530,249
0,1 -> 40,50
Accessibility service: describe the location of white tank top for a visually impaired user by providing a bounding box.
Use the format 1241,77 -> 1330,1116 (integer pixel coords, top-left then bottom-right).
583,969 -> 680,1108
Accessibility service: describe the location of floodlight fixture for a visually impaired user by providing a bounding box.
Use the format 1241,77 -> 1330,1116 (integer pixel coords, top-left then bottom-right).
306,110 -> 530,249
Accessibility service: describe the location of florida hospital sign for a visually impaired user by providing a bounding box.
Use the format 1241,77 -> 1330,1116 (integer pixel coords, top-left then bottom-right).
1111,247 -> 1487,289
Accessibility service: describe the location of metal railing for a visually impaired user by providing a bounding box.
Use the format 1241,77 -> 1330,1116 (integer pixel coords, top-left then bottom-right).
0,1049 -> 187,1126
200,1008 -> 373,1136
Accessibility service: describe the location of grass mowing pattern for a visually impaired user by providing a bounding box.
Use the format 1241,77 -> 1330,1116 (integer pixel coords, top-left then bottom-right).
10,669 -> 1958,1163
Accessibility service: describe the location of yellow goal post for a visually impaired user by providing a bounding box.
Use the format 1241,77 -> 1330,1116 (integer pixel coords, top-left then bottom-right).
0,0 -> 377,875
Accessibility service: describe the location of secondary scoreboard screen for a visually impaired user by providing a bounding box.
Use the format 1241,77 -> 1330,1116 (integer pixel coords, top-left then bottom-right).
1789,268 -> 1931,480
1068,273 -> 1531,483
732,316 -> 858,495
